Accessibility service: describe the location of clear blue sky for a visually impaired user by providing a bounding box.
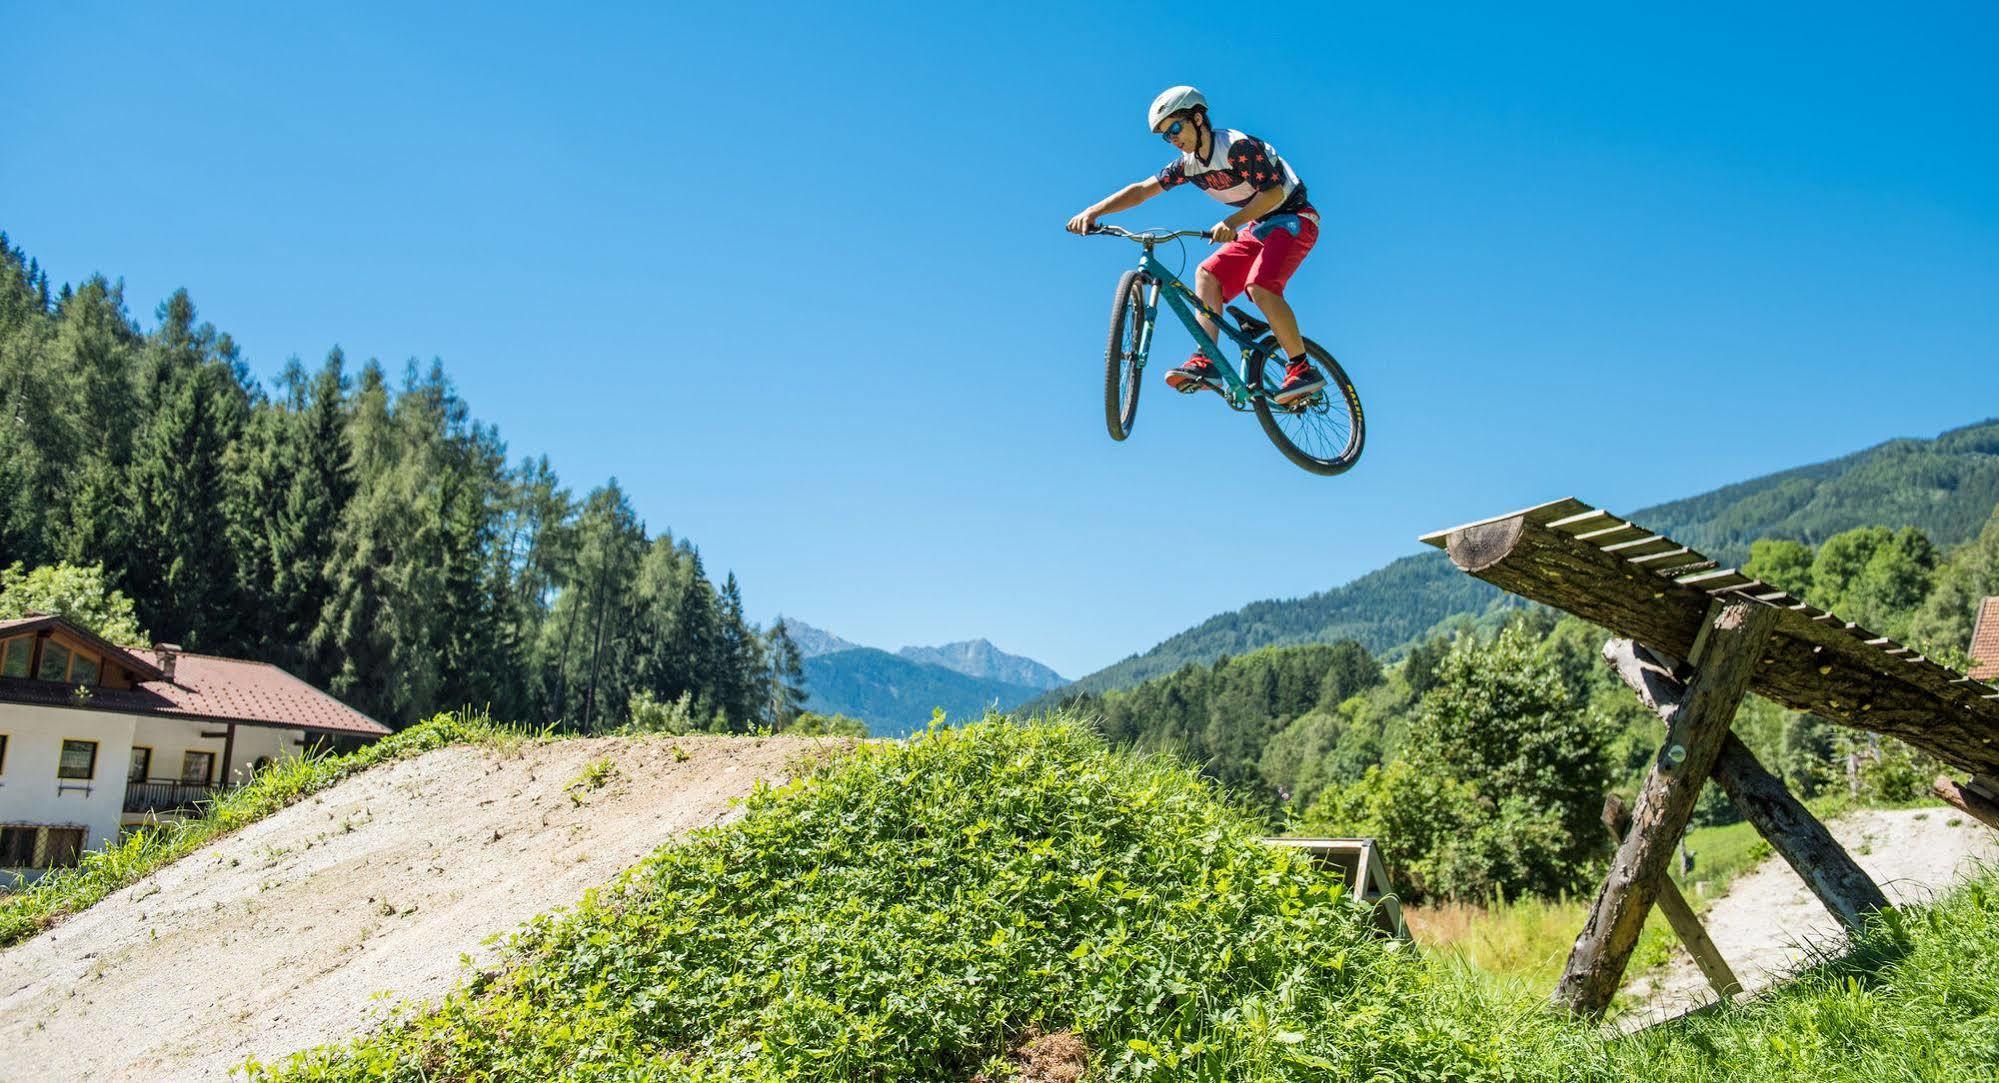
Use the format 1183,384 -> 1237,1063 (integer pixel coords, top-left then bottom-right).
7,3 -> 1997,679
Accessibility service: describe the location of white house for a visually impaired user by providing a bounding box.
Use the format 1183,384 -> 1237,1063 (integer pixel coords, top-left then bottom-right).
0,613 -> 390,880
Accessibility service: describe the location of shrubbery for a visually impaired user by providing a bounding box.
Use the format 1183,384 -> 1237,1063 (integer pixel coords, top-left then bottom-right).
1299,625 -> 1613,902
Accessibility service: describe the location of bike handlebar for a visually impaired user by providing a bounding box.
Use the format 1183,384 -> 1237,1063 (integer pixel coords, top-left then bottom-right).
1087,225 -> 1216,243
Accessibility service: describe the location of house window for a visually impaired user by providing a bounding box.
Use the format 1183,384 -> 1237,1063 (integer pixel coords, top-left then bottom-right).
0,637 -> 29,678
0,827 -> 34,866
42,828 -> 83,868
0,826 -> 86,869
57,739 -> 98,780
0,733 -> 8,774
36,640 -> 71,682
68,651 -> 100,685
129,746 -> 152,783
181,751 -> 215,785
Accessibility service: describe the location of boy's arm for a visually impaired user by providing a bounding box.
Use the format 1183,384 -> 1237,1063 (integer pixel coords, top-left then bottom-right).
1211,186 -> 1286,242
1066,177 -> 1165,234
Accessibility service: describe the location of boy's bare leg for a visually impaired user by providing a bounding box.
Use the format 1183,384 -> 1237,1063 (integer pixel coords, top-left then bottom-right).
1195,268 -> 1225,346
1248,284 -> 1305,358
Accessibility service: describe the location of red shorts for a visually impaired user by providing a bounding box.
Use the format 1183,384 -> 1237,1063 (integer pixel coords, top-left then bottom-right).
1199,214 -> 1319,301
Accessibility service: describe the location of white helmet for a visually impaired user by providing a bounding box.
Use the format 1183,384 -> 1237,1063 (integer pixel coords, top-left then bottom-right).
1147,85 -> 1207,132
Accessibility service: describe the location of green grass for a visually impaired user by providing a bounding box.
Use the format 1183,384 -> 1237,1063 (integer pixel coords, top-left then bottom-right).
1408,895 -> 1679,998
1610,877 -> 1999,1080
0,709 -> 528,949
1410,797 -> 1901,997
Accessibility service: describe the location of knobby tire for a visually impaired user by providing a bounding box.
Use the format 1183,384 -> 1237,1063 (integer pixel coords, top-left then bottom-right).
1249,337 -> 1365,475
1103,270 -> 1147,441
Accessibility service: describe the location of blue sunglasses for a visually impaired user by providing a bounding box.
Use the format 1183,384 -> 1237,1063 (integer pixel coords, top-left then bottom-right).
1160,119 -> 1187,141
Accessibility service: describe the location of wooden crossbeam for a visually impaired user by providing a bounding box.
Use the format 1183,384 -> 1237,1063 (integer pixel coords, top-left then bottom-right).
1601,795 -> 1741,1001
1605,639 -> 1887,932
1551,601 -> 1776,1019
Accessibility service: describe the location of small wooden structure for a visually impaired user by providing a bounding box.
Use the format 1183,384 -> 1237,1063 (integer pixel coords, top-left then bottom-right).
1420,498 -> 1999,1019
1265,836 -> 1408,939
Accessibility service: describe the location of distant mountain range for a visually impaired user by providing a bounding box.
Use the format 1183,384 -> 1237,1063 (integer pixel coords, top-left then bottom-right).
1038,418 -> 1999,702
781,620 -> 1066,736
783,619 -> 862,659
897,640 -> 1066,691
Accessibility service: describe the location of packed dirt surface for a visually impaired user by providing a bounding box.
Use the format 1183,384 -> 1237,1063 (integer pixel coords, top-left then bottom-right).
1619,806 -> 1999,1028
0,734 -> 848,1082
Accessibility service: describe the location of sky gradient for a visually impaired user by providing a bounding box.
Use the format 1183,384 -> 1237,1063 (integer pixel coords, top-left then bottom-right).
7,3 -> 1997,678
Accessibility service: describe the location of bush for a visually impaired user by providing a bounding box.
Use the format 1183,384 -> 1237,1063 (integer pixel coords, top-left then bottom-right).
622,689 -> 698,734
783,710 -> 869,737
1300,626 -> 1613,902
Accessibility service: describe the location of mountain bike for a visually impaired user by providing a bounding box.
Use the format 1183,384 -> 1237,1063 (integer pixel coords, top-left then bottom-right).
1088,224 -> 1364,476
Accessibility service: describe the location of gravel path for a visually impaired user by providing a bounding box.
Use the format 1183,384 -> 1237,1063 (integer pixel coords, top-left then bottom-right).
1618,806 -> 1999,1028
0,734 -> 846,1081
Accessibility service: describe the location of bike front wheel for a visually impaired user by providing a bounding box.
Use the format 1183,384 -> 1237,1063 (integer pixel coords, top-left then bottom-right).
1249,337 -> 1366,476
1103,269 -> 1149,441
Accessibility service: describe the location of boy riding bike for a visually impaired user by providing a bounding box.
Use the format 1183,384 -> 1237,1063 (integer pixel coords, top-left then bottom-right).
1066,85 -> 1325,405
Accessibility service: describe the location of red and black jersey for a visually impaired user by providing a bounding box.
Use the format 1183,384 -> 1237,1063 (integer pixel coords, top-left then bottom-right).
1158,128 -> 1315,221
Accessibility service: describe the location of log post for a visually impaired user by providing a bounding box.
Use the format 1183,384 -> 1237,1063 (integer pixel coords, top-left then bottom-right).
1551,600 -> 1775,1019
1712,735 -> 1887,930
1602,795 -> 1741,999
1603,636 -> 1890,932
1933,775 -> 1999,832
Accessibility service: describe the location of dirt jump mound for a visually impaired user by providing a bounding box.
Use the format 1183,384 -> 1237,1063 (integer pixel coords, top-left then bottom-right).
0,734 -> 843,1082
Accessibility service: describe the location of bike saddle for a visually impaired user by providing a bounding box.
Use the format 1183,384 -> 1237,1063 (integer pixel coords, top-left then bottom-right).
1227,306 -> 1271,337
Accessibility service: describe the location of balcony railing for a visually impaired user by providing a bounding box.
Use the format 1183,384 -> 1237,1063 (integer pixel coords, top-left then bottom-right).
123,779 -> 223,815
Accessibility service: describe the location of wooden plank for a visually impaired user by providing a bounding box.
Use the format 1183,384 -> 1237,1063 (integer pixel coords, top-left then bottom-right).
1675,569 -> 1755,592
1603,795 -> 1741,1000
1578,523 -> 1653,547
1552,601 -> 1777,1020
1603,536 -> 1683,559
1655,560 -> 1720,578
1548,509 -> 1622,536
1418,497 -> 1591,548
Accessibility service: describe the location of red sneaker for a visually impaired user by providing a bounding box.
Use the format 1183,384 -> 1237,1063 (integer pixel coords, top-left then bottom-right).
1164,354 -> 1223,393
1273,359 -> 1327,405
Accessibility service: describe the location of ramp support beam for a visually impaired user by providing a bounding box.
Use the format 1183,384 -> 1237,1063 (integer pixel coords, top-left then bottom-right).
1552,601 -> 1774,1019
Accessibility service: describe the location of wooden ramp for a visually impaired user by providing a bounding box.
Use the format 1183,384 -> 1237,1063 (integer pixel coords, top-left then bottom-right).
1421,498 -> 1999,1019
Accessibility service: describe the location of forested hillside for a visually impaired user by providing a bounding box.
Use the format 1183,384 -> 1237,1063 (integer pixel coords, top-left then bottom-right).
1051,419 -> 1999,700
0,235 -> 803,732
1639,420 -> 1999,563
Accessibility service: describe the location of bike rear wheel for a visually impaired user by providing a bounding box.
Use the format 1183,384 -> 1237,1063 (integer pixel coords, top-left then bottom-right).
1103,269 -> 1148,441
1249,337 -> 1365,475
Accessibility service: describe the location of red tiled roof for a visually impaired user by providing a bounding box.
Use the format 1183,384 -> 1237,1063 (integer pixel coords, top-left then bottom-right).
0,642 -> 389,738
1972,597 -> 1999,682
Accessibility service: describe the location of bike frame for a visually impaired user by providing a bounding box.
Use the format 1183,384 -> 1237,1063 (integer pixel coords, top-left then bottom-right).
1125,243 -> 1271,406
